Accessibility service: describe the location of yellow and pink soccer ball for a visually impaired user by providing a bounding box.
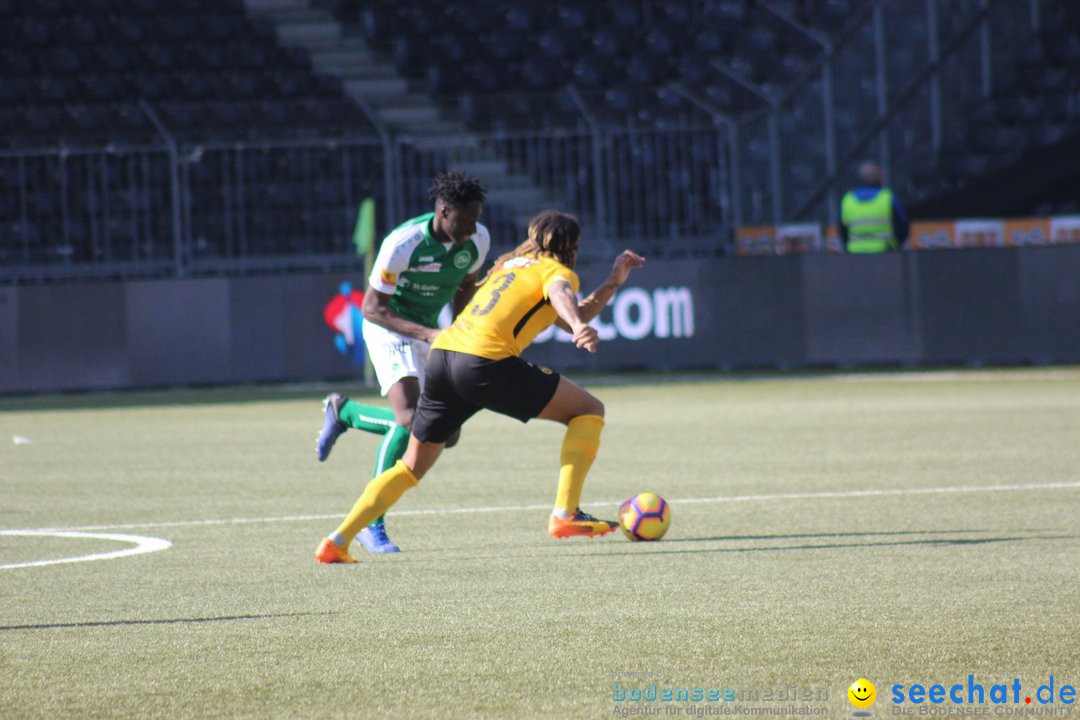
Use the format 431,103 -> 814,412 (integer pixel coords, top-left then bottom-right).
618,492 -> 671,541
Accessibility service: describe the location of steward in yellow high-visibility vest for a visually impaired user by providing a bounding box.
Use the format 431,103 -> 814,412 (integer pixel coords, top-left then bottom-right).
839,162 -> 910,253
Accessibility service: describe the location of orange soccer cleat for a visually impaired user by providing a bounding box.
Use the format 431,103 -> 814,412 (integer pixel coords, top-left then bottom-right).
547,509 -> 619,539
314,538 -> 358,564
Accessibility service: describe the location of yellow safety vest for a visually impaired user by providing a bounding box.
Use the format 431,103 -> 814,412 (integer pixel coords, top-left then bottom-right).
841,189 -> 897,253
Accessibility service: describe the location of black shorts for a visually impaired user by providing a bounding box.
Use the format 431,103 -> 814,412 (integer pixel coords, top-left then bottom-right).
412,349 -> 562,443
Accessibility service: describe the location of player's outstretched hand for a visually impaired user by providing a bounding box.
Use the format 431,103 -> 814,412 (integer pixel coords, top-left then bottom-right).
609,250 -> 646,286
572,324 -> 599,353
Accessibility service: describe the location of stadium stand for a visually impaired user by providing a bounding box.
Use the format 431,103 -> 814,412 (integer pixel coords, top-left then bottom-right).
0,0 -> 391,271
349,0 -> 859,128
1,0 -> 1077,278
910,0 -> 1080,217
0,0 -> 375,145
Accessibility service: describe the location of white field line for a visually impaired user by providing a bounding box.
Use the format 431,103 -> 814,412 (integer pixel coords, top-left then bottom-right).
828,369 -> 1080,382
3,480 -> 1078,535
673,480 -> 1080,504
0,531 -> 172,570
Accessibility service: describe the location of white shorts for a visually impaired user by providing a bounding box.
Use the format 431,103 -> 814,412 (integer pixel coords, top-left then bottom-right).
362,318 -> 432,396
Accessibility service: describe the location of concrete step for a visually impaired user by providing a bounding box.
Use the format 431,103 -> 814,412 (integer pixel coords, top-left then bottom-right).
450,159 -> 508,178
256,7 -> 328,23
395,120 -> 475,138
508,199 -> 570,225
245,2 -> 561,220
482,174 -> 543,191
336,63 -> 399,79
242,0 -> 307,12
438,164 -> 548,192
342,77 -> 410,98
486,187 -> 555,207
377,105 -> 443,124
299,36 -> 373,54
276,21 -> 341,45
338,67 -> 403,84
316,53 -> 391,75
406,132 -> 482,150
514,213 -> 543,230
368,92 -> 434,110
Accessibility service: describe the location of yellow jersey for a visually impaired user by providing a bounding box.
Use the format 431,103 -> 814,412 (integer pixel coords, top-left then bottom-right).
433,254 -> 580,360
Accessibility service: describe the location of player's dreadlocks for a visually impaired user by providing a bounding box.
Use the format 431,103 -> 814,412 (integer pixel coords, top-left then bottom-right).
429,170 -> 486,209
481,210 -> 580,284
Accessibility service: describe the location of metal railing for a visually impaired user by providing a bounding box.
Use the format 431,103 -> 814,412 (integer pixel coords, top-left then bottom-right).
1,0 -> 1067,282
0,145 -> 176,279
1,123 -> 730,281
0,138 -> 387,281
725,0 -> 1060,228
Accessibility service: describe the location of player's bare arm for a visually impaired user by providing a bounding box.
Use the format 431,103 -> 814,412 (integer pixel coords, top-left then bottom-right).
554,250 -> 646,332
450,272 -> 481,320
362,288 -> 441,344
548,279 -> 599,353
577,250 -> 645,323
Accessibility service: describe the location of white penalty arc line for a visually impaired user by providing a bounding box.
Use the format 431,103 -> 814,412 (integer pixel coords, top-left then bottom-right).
5,480 -> 1078,535
0,531 -> 172,570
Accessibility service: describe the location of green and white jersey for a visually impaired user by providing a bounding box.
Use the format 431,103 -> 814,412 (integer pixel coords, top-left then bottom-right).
367,212 -> 491,328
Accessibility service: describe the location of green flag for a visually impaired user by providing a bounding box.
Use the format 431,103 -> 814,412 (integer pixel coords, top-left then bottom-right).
352,197 -> 375,255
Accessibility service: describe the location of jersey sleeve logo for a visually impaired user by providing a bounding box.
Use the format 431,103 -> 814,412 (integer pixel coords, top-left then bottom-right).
380,269 -> 398,285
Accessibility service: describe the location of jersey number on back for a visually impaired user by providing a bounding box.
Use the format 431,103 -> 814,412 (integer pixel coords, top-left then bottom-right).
470,272 -> 516,316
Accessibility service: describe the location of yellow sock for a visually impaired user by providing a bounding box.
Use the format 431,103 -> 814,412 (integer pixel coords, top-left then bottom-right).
331,461 -> 418,547
554,414 -> 604,517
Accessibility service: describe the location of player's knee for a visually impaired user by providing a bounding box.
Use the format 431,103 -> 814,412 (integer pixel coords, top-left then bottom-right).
579,396 -> 604,419
395,408 -> 416,429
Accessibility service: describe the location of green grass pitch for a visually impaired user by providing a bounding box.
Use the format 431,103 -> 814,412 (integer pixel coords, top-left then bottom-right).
2,368 -> 1079,719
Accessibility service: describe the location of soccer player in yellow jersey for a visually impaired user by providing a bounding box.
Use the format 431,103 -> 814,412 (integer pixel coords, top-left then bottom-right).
315,210 -> 645,563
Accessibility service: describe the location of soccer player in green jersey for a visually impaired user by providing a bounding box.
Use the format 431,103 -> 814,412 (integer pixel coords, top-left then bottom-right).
315,171 -> 490,553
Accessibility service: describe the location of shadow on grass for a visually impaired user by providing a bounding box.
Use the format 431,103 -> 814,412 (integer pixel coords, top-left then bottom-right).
560,534 -> 1075,558
0,611 -> 331,632
662,529 -> 992,542
374,531 -> 1076,565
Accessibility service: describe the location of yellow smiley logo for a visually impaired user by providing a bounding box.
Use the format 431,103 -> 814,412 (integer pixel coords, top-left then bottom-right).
848,679 -> 877,709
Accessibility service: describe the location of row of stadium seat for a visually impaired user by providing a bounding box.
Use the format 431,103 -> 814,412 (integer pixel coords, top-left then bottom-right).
2,41 -> 306,77
350,0 -> 844,106
2,0 -> 374,148
0,0 -> 228,17
1,70 -> 344,106
7,13 -> 262,46
0,98 -> 376,148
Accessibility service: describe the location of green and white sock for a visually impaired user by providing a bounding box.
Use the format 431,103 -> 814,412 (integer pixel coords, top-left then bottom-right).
334,401 -> 408,530
369,423 -> 411,528
338,401 -> 396,435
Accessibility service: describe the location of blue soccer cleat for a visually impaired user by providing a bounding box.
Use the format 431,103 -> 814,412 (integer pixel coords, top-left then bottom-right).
316,393 -> 348,462
357,519 -> 401,553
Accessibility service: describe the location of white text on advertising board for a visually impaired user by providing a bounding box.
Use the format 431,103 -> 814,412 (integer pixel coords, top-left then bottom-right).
534,286 -> 695,343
